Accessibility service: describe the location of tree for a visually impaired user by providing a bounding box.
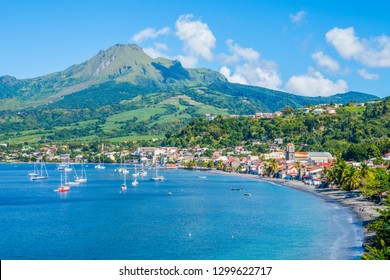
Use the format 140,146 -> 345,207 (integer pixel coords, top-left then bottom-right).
294,161 -> 303,179
343,166 -> 360,191
362,208 -> 390,260
267,159 -> 279,177
216,161 -> 225,170
282,106 -> 294,115
324,156 -> 347,187
203,149 -> 213,158
359,163 -> 375,188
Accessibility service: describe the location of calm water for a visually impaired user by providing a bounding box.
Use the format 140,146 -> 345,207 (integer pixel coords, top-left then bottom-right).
0,164 -> 363,260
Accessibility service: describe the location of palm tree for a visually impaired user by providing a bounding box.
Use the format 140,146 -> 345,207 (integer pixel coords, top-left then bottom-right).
201,160 -> 209,168
324,156 -> 351,189
216,161 -> 225,170
359,163 -> 375,188
294,161 -> 303,179
268,159 -> 279,177
261,163 -> 269,176
343,165 -> 361,191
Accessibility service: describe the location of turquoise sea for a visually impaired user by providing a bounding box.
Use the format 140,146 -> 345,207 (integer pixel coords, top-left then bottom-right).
0,164 -> 364,260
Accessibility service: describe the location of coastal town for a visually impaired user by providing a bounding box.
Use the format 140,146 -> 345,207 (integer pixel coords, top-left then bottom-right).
3,0 -> 390,271
2,138 -> 390,188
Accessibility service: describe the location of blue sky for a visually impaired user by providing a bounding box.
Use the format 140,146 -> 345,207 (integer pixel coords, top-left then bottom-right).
0,0 -> 389,97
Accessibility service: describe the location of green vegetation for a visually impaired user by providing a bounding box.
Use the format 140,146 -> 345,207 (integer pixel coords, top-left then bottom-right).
324,157 -> 389,260
0,44 -> 378,144
362,207 -> 390,260
164,98 -> 390,159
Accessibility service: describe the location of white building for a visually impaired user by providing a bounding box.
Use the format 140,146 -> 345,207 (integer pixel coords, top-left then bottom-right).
308,152 -> 333,163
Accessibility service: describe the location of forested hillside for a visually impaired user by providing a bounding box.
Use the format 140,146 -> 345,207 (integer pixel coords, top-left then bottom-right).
164,98 -> 390,161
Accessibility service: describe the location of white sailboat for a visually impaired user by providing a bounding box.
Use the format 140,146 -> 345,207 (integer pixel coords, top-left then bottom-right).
30,160 -> 49,181
64,167 -> 80,186
121,172 -> 127,190
95,156 -> 105,169
116,155 -> 129,174
28,162 -> 39,178
137,161 -> 147,176
150,163 -> 165,181
132,164 -> 139,186
132,163 -> 139,177
64,164 -> 72,172
75,162 -> 87,183
56,161 -> 70,171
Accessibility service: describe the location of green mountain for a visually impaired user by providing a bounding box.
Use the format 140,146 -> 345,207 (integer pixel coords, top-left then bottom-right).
0,44 -> 380,144
0,44 -> 227,109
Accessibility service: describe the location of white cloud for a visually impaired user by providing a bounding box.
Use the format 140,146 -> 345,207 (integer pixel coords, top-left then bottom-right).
176,55 -> 198,68
143,43 -> 169,59
219,40 -> 282,89
357,69 -> 380,80
132,27 -> 170,43
326,27 -> 390,67
221,39 -> 259,64
220,66 -> 247,85
312,51 -> 340,72
285,69 -> 348,96
290,10 -> 307,23
175,14 -> 216,64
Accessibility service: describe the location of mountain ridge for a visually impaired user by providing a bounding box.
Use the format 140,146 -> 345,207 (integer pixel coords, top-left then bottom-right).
0,43 -> 379,111
0,44 -> 229,109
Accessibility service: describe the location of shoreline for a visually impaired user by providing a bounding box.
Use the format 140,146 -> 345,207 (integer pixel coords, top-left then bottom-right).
206,170 -> 386,246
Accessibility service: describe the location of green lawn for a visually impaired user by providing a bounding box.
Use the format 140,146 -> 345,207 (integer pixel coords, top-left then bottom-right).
344,106 -> 366,114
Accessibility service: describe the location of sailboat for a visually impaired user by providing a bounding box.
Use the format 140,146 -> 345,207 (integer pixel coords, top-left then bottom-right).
28,162 -> 39,178
54,174 -> 70,193
132,163 -> 139,177
137,161 -> 147,176
121,172 -> 127,190
95,156 -> 105,169
116,155 -> 129,174
30,160 -> 49,181
56,160 -> 70,171
150,163 -> 165,181
132,164 -> 139,186
64,167 -> 80,186
75,162 -> 87,183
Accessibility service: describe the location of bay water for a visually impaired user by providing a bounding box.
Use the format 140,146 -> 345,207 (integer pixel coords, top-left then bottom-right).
0,164 -> 363,260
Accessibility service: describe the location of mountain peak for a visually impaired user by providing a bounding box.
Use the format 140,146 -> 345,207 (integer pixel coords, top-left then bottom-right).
106,43 -> 144,53
0,43 -> 376,111
0,75 -> 18,85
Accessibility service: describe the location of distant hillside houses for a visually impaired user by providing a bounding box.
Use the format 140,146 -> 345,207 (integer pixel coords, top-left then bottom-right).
261,144 -> 334,164
135,147 -> 178,157
204,114 -> 217,121
263,150 -> 285,160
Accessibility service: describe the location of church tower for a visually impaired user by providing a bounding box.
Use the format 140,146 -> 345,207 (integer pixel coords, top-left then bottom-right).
286,143 -> 295,161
